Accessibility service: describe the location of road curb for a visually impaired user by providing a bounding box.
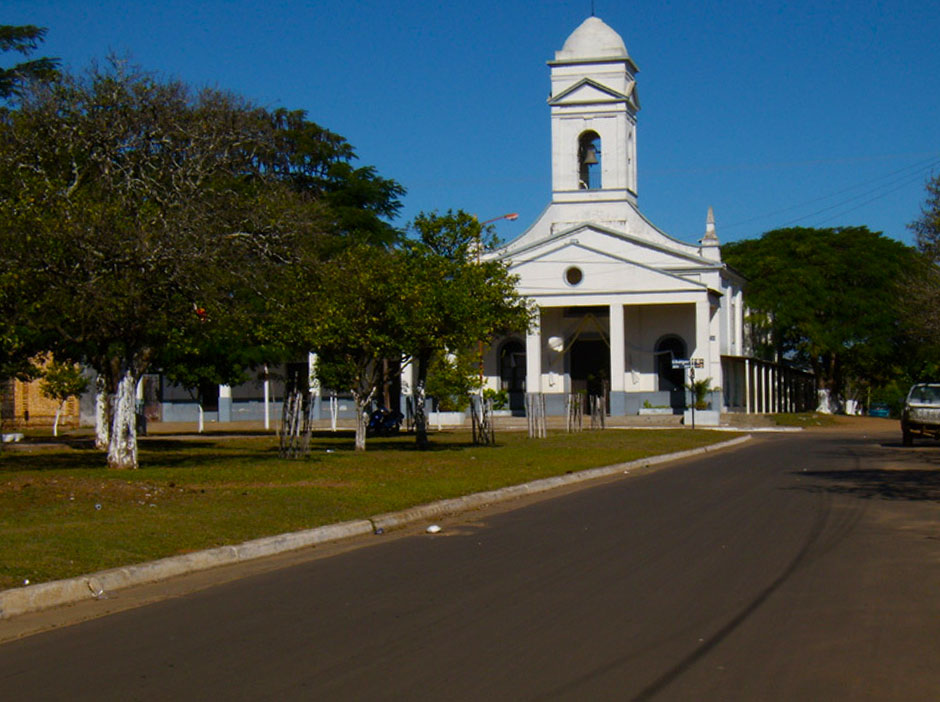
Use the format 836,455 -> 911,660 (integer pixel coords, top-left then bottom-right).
0,435 -> 750,620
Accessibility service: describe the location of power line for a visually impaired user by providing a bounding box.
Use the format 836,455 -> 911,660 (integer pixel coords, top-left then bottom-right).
721,154 -> 940,235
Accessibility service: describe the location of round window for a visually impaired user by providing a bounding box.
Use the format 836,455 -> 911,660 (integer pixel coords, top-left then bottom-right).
565,266 -> 583,286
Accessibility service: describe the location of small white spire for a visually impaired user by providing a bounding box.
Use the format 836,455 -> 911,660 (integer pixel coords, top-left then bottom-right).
702,206 -> 718,244
699,206 -> 721,261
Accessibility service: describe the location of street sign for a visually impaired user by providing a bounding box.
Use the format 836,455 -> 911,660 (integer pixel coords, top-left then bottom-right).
671,359 -> 691,369
692,358 -> 704,369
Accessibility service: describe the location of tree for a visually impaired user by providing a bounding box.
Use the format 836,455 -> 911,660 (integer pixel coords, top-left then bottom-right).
0,60 -> 403,467
38,360 -> 88,437
910,173 -> 940,263
311,245 -> 408,451
425,350 -> 479,412
402,211 -> 532,447
0,25 -> 59,100
307,210 -> 531,451
0,25 -> 57,379
904,175 -> 940,368
723,227 -> 919,412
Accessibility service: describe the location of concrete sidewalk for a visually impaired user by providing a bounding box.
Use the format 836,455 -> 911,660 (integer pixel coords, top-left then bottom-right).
0,434 -> 751,620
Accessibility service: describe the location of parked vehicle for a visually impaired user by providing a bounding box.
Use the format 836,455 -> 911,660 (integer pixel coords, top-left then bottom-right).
868,402 -> 891,418
901,383 -> 940,446
367,407 -> 403,437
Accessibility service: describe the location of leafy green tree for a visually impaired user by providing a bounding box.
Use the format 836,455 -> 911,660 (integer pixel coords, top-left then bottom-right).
425,350 -> 479,412
0,25 -> 59,99
0,25 -> 57,379
904,175 -> 940,368
0,60 -> 402,467
910,173 -> 940,263
723,227 -> 919,411
402,210 -> 532,447
39,360 -> 88,437
310,245 -> 407,450
306,211 -> 531,451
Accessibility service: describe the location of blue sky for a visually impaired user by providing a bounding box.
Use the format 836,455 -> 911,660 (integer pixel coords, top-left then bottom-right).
7,0 -> 940,246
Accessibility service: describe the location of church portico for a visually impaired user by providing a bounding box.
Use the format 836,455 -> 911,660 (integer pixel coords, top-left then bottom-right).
487,294 -> 720,416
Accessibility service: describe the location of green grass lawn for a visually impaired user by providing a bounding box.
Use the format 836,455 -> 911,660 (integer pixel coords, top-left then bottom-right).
0,428 -> 738,589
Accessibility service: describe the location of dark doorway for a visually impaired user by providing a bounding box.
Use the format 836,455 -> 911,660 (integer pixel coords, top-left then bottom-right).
656,336 -> 687,410
499,341 -> 526,413
570,339 -> 609,413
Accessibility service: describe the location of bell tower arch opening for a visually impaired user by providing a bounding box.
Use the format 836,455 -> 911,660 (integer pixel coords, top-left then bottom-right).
578,131 -> 602,190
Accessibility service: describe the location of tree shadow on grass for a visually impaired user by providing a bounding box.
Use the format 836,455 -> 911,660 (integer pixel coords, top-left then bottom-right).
0,430 -> 491,472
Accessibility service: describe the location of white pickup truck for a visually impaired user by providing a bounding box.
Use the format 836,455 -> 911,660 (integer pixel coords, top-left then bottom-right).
901,383 -> 940,446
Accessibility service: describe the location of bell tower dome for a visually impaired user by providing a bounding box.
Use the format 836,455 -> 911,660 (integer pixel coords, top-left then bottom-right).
548,16 -> 640,204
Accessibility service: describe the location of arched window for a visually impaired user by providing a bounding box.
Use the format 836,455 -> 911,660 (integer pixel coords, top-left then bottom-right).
578,131 -> 602,190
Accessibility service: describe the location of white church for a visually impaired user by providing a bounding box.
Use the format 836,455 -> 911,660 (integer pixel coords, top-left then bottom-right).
471,16 -> 813,419
142,15 -> 811,427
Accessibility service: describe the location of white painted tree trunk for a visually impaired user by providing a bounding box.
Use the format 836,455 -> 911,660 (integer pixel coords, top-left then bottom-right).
816,388 -> 833,414
108,370 -> 138,469
53,402 -> 63,437
414,380 -> 428,448
354,394 -> 368,451
95,376 -> 110,450
198,404 -> 205,433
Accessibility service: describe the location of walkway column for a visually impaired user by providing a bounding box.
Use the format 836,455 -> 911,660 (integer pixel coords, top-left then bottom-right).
744,358 -> 751,414
218,384 -> 232,423
263,364 -> 271,430
609,302 -> 625,415
525,309 -> 542,395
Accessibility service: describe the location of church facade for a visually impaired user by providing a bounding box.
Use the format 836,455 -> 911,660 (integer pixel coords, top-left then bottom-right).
109,16 -> 810,430
473,17 -> 809,418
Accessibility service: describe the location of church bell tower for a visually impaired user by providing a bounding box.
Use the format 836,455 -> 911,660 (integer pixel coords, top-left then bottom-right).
547,16 -> 640,205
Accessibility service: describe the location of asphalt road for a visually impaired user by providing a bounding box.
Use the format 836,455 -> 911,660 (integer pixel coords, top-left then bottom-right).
1,422 -> 938,700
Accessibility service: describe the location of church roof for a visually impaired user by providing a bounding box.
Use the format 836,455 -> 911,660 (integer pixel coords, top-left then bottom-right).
555,16 -> 630,62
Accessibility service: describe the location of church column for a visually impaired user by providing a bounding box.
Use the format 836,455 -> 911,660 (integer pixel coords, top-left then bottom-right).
609,302 -> 626,414
526,309 -> 543,395
694,299 -> 710,372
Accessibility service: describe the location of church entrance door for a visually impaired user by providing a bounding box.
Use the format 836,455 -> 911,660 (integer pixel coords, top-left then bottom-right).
655,336 -> 688,410
570,339 -> 609,414
499,341 -> 526,413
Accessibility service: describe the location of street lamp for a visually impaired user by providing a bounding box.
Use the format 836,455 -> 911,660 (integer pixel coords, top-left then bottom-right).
480,213 -> 519,227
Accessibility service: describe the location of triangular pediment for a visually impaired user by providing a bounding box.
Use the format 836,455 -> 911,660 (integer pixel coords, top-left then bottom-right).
508,238 -> 708,295
548,77 -> 637,108
502,222 -> 719,268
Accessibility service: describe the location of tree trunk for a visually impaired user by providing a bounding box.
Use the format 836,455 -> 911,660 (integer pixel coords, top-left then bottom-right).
354,393 -> 368,451
95,375 -> 110,450
107,370 -> 138,469
197,404 -> 205,433
53,401 -> 63,437
414,352 -> 430,449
